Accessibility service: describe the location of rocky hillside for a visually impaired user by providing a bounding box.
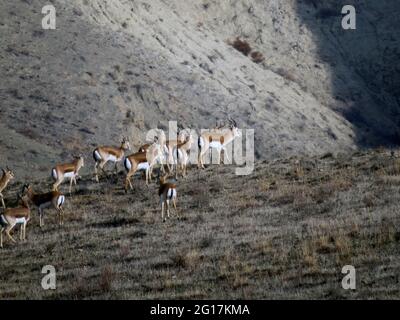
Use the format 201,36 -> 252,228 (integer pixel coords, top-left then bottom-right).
1,0 -> 399,179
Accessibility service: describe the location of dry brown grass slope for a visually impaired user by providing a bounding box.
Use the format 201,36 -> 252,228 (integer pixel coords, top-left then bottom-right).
0,149 -> 399,299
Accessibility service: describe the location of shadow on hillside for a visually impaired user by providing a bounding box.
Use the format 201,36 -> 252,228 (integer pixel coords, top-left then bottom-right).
295,0 -> 400,147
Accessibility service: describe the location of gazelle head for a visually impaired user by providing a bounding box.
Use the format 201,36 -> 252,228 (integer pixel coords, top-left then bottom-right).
158,173 -> 171,185
2,167 -> 15,181
21,183 -> 32,196
121,136 -> 131,151
73,155 -> 85,168
228,118 -> 241,138
17,192 -> 29,208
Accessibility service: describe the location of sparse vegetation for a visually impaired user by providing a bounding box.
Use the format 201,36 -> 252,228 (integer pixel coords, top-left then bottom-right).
230,37 -> 252,56
0,149 -> 399,299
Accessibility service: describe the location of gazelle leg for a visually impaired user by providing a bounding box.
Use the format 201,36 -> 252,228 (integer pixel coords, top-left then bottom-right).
100,161 -> 108,177
20,225 -> 23,241
166,201 -> 170,218
94,162 -> 100,182
6,225 -> 16,243
222,147 -> 230,163
0,228 -> 3,248
69,178 -> 73,194
125,171 -> 135,192
114,162 -> 118,175
39,207 -> 44,228
0,193 -> 5,208
23,223 -> 26,240
161,201 -> 165,222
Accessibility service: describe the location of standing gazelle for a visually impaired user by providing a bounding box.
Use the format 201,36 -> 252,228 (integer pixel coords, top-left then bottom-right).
22,184 -> 65,227
0,167 -> 14,208
0,193 -> 31,248
123,142 -> 163,192
173,133 -> 194,177
93,137 -> 131,182
158,174 -> 178,222
198,118 -> 241,169
52,156 -> 84,194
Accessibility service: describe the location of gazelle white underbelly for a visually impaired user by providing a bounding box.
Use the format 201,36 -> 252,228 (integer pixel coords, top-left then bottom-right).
209,141 -> 223,149
15,217 -> 27,224
137,162 -> 149,171
107,155 -> 118,162
63,171 -> 75,178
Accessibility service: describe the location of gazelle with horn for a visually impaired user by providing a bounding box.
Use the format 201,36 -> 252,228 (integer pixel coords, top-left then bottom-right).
93,136 -> 131,182
21,184 -> 66,227
198,118 -> 241,169
158,174 -> 178,222
0,167 -> 14,209
124,141 -> 164,192
173,133 -> 194,177
52,156 -> 84,194
0,193 -> 31,248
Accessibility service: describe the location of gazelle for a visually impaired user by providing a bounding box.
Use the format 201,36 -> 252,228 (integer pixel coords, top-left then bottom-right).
158,174 -> 178,222
198,118 -> 241,169
0,167 -> 14,208
164,129 -> 188,172
52,156 -> 84,194
173,134 -> 194,177
93,137 -> 131,182
21,184 -> 65,227
123,142 -> 163,191
0,193 -> 31,248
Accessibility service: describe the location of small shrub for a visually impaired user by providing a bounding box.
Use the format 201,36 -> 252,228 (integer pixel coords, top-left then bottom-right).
230,38 -> 252,56
251,51 -> 264,63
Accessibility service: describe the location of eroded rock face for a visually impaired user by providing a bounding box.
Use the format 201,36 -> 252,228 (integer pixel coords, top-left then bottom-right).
0,0 -> 398,178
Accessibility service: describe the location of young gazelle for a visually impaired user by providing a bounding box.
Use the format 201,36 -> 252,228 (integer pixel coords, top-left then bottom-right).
158,174 -> 178,222
0,167 -> 14,208
123,142 -> 163,191
198,118 -> 241,169
52,156 -> 84,194
173,134 -> 194,177
21,184 -> 65,227
0,194 -> 31,248
93,137 -> 131,182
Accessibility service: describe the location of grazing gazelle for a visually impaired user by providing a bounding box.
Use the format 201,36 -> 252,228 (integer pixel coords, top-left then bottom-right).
52,156 -> 84,194
123,142 -> 163,191
0,193 -> 31,248
158,174 -> 178,222
198,118 -> 241,169
93,137 -> 131,182
21,184 -> 66,227
0,167 -> 14,208
173,134 -> 194,177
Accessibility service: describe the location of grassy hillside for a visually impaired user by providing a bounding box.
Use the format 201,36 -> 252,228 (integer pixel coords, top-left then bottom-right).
0,149 -> 399,299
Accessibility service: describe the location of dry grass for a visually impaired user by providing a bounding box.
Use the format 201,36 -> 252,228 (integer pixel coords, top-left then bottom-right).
0,149 -> 400,299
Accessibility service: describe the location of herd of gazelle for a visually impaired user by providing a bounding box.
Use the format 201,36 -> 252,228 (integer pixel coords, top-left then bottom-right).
0,119 -> 240,247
